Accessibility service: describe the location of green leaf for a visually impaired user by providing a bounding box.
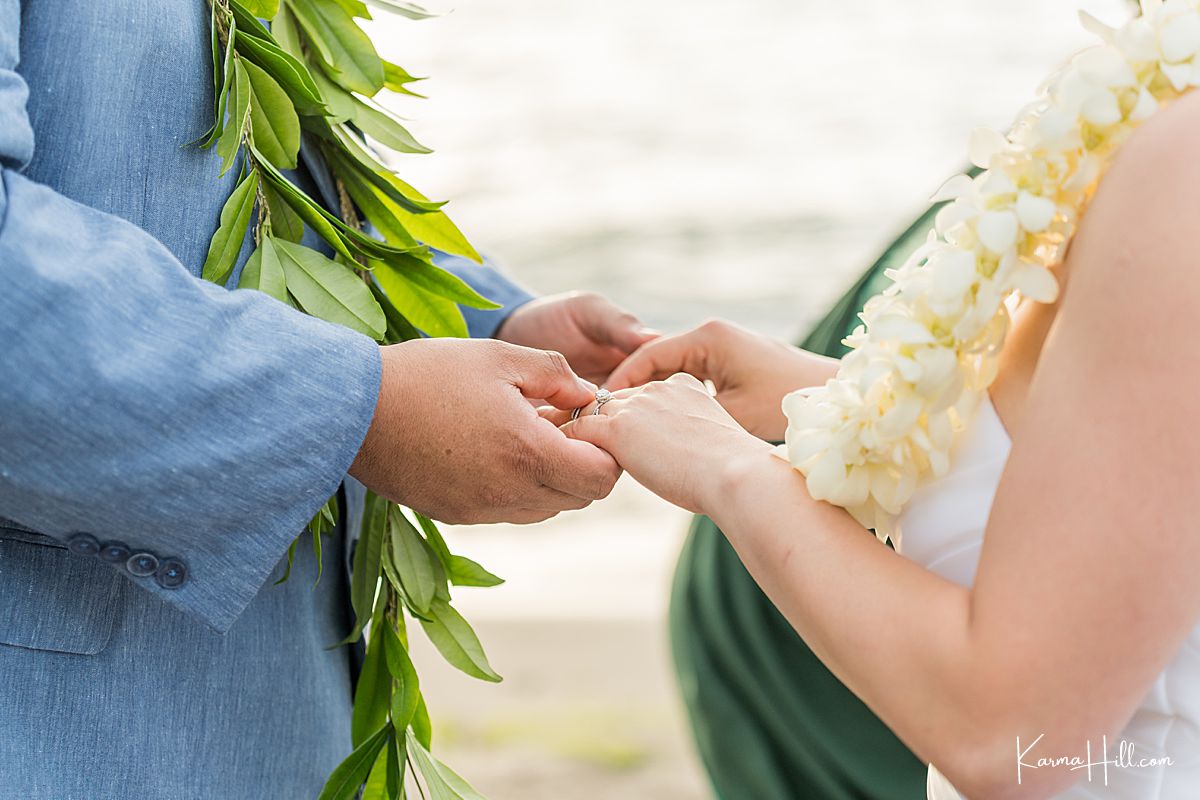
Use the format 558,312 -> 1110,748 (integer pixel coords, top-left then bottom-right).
263,183 -> 306,242
229,0 -> 276,39
420,597 -> 501,683
332,157 -> 421,250
373,261 -> 468,338
330,125 -> 446,212
311,526 -> 324,582
388,506 -> 437,614
201,170 -> 259,285
351,617 -> 390,747
198,6 -> 226,145
289,0 -> 385,94
414,512 -> 451,568
377,252 -> 498,309
367,0 -> 435,20
216,59 -> 252,176
272,5 -> 304,57
235,30 -> 326,115
333,0 -> 372,17
319,725 -> 390,800
239,236 -> 291,304
382,623 -> 421,730
448,555 -> 504,588
271,237 -> 386,337
275,537 -> 299,585
255,155 -> 357,261
328,129 -> 481,262
368,280 -> 421,344
350,97 -> 431,154
360,741 -> 390,800
239,0 -> 281,18
406,730 -> 486,800
386,734 -> 405,797
243,59 -> 301,169
338,494 -> 385,646
411,695 -> 432,749
393,204 -> 480,263
383,60 -> 427,97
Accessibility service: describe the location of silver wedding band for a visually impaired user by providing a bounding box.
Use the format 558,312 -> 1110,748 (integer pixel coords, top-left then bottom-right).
570,389 -> 614,421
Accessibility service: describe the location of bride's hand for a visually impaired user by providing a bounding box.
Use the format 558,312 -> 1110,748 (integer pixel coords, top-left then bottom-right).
561,374 -> 772,514
604,319 -> 838,441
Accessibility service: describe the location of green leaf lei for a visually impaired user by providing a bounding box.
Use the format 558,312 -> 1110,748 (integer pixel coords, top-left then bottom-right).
201,1 -> 503,796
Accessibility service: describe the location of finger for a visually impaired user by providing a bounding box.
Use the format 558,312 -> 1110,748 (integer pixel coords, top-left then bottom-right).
606,331 -> 708,391
509,347 -> 597,409
576,295 -> 660,355
561,412 -> 616,452
665,372 -> 708,390
538,405 -> 574,427
527,420 -> 622,500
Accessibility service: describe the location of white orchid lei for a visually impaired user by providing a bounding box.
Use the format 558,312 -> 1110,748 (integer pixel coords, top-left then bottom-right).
779,0 -> 1200,547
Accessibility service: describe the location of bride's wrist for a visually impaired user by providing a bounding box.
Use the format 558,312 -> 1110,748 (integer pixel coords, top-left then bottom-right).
701,436 -> 776,517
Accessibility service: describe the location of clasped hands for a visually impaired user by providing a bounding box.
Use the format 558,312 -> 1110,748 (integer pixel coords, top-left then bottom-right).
351,293 -> 837,524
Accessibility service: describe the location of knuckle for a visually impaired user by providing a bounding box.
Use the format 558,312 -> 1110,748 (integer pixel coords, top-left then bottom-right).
543,349 -> 572,376
699,318 -> 730,337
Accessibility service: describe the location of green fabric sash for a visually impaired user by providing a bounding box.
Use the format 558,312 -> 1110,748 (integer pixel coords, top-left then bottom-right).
670,204 -> 944,799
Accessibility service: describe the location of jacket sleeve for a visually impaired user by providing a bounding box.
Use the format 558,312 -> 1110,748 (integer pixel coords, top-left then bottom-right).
0,0 -> 381,633
431,250 -> 536,339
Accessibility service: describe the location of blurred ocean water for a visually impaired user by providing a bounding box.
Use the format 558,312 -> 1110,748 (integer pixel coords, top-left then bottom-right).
369,0 -> 1127,340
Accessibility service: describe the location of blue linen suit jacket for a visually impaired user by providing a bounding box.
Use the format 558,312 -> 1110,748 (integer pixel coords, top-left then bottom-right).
0,1 -> 533,796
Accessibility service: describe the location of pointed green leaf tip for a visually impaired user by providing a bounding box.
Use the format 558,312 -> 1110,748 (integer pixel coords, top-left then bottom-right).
271,237 -> 386,338
202,170 -> 259,285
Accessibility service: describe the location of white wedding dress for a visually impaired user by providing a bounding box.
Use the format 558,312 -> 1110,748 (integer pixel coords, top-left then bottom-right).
895,396 -> 1200,799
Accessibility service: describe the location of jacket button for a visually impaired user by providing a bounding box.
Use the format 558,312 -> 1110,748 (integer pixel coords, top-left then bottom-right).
125,552 -> 159,577
66,533 -> 101,557
98,541 -> 131,563
154,559 -> 188,590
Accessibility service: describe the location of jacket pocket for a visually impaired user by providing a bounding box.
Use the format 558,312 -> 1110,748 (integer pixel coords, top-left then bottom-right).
0,529 -> 124,655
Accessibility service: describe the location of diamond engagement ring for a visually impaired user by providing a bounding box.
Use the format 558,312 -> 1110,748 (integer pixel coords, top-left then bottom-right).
592,388 -> 614,415
570,388 -> 614,421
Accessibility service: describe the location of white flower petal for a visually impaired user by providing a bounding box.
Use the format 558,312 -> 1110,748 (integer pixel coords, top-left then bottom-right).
1075,45 -> 1137,87
934,200 -> 979,235
868,315 -> 937,345
1013,264 -> 1060,303
1117,18 -> 1160,61
976,210 -> 1020,253
1080,89 -> 1122,126
929,249 -> 978,301
1079,10 -> 1116,42
968,128 -> 1007,169
1015,192 -> 1056,232
1161,59 -> 1194,90
1130,86 -> 1159,120
1159,11 -> 1200,62
977,169 -> 1016,198
930,174 -> 974,202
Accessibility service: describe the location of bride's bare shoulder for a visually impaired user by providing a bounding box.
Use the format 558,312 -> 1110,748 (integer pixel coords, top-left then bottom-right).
1063,90 -> 1200,322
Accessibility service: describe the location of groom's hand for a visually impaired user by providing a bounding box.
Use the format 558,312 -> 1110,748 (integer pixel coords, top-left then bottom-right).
350,339 -> 621,524
495,291 -> 658,385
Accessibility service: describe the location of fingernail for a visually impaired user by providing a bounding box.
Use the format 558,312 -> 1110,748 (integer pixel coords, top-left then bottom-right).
578,378 -> 598,393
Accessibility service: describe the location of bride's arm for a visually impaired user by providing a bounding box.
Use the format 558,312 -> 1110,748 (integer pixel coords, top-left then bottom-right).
570,93 -> 1200,799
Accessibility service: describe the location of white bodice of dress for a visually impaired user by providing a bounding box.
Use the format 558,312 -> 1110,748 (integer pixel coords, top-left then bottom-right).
895,396 -> 1200,799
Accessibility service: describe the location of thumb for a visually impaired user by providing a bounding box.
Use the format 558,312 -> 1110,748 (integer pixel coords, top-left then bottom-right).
510,347 -> 597,409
